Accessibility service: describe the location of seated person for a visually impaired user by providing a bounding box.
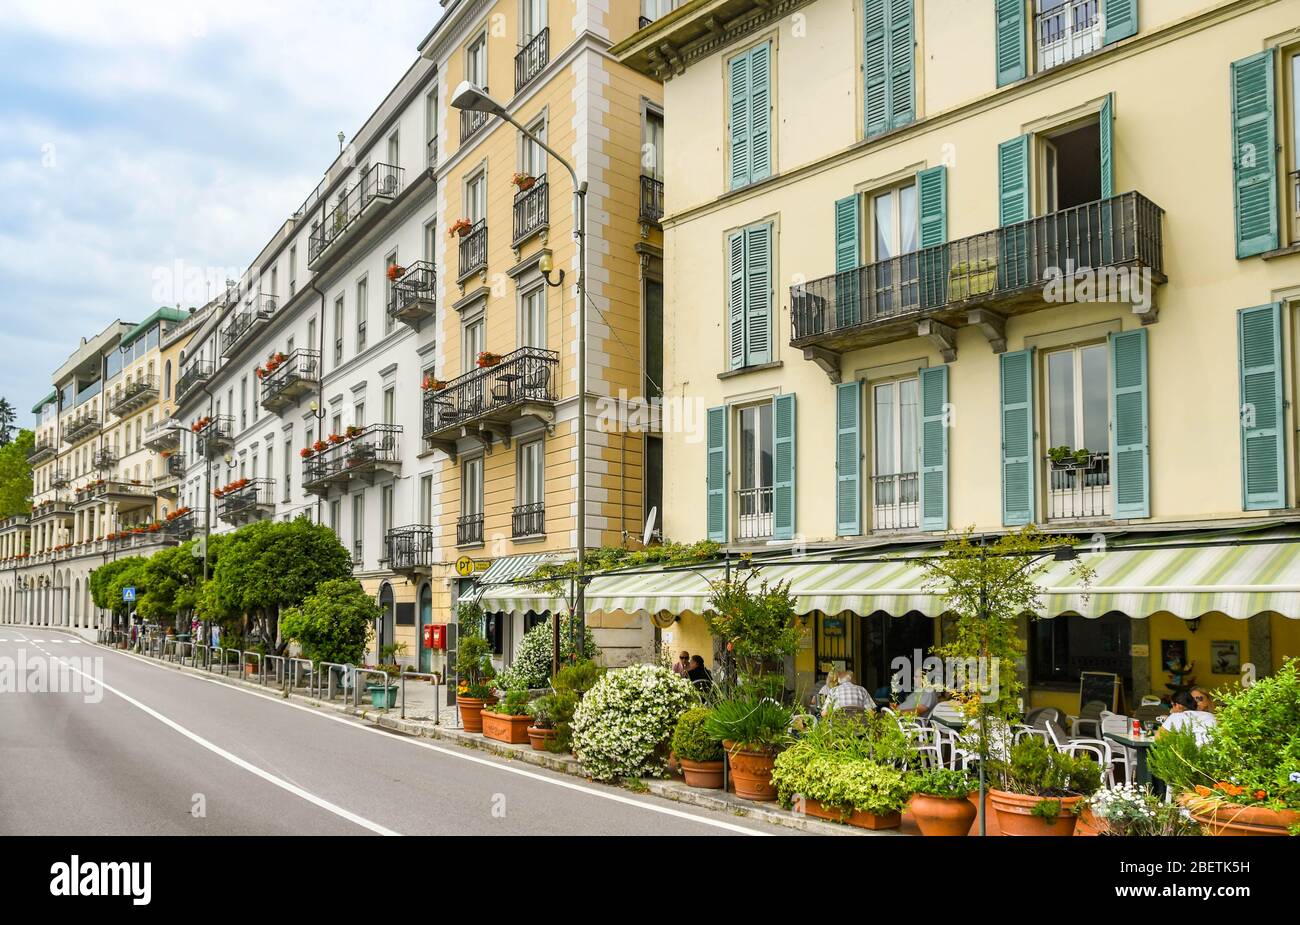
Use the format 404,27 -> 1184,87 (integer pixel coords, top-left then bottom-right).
686,655 -> 714,693
821,670 -> 876,712
1159,690 -> 1217,746
895,687 -> 942,717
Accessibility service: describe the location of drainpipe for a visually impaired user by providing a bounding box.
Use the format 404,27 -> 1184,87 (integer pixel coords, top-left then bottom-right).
308,277 -> 328,525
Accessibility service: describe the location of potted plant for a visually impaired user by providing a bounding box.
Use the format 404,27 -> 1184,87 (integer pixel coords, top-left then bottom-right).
705,696 -> 792,801
908,768 -> 978,836
300,447 -> 314,459
1086,783 -> 1202,836
482,687 -> 533,745
476,351 -> 502,368
570,663 -> 695,781
525,695 -> 560,751
386,264 -> 406,281
448,217 -> 473,237
455,631 -> 497,734
512,172 -> 536,191
987,735 -> 1102,836
1048,445 -> 1093,470
1150,657 -> 1300,836
672,707 -> 724,789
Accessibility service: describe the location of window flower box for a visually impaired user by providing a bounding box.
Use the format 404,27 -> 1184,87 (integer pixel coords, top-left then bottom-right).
448,218 -> 473,237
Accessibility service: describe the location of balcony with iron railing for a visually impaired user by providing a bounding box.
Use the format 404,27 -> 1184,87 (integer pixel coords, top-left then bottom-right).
217,478 -> 276,524
31,499 -> 72,521
50,470 -> 71,490
63,410 -> 102,446
260,348 -> 320,412
422,347 -> 559,452
161,507 -> 199,539
639,174 -> 664,224
457,219 -> 488,280
175,361 -> 214,403
75,479 -> 155,513
143,417 -> 182,452
515,28 -> 549,91
511,502 -> 545,538
460,107 -> 490,145
109,375 -> 159,419
1034,0 -> 1102,73
736,486 -> 773,541
192,415 -> 235,457
302,423 -> 402,495
512,175 -> 549,245
307,162 -> 405,267
387,261 -> 437,327
385,524 -> 438,574
92,447 -> 118,470
221,293 -> 280,359
153,453 -> 186,497
457,512 -> 484,547
1045,451 -> 1112,521
27,438 -> 56,464
871,472 -> 920,532
790,192 -> 1165,374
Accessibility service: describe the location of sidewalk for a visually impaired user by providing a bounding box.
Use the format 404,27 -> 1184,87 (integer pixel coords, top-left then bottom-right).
107,642 -> 887,836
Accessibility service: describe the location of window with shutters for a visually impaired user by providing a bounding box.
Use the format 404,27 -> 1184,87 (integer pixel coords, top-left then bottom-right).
726,222 -> 774,370
862,0 -> 915,137
1043,343 -> 1111,520
1038,115 -> 1104,213
869,182 -> 918,315
726,41 -> 772,190
735,402 -> 773,540
1033,0 -> 1102,72
1288,49 -> 1300,242
871,377 -> 920,531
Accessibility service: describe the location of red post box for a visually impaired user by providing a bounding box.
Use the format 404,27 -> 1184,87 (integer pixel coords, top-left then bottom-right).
423,624 -> 446,650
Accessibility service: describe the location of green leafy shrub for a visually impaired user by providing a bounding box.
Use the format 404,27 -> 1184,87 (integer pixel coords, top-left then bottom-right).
572,665 -> 697,780
672,707 -> 723,762
704,696 -> 793,753
772,745 -> 910,817
993,735 -> 1102,797
492,687 -> 531,717
704,570 -> 801,684
495,614 -> 596,690
553,659 -> 604,696
278,578 -> 377,665
455,633 -> 496,700
909,768 -> 976,798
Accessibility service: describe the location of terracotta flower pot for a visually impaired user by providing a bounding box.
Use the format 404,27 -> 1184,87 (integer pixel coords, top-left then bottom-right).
1180,794 -> 1300,836
723,742 -> 777,801
804,799 -> 901,830
458,696 -> 488,733
987,789 -> 1083,837
481,710 -> 532,745
909,793 -> 977,837
526,726 -> 557,751
679,758 -> 724,789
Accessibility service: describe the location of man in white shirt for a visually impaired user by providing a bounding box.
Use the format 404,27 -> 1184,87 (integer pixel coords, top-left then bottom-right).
1160,691 -> 1217,746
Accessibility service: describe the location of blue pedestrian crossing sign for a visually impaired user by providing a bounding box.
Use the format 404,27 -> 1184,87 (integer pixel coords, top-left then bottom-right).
122,586 -> 137,602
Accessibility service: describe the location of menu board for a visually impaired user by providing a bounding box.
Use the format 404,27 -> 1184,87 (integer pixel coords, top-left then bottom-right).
1079,671 -> 1123,714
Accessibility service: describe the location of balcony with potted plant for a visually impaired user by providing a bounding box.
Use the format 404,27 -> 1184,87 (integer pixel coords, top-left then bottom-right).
216,477 -> 275,525
92,446 -> 118,470
421,346 -> 559,456
384,523 -> 437,576
259,348 -> 320,412
301,423 -> 402,496
455,217 -> 487,280
386,260 -> 437,327
191,414 -> 235,456
220,292 -> 279,360
512,173 -> 548,246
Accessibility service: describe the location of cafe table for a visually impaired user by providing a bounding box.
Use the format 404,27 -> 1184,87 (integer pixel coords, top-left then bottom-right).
1102,729 -> 1157,786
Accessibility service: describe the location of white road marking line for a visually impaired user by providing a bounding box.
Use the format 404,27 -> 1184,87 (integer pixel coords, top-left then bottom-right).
51,653 -> 400,837
89,633 -> 768,836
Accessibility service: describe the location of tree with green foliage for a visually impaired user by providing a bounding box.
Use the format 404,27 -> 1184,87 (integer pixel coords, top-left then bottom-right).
137,541 -> 205,626
89,557 -> 148,625
209,518 -> 353,649
0,398 -> 16,447
279,578 -> 378,665
0,428 -> 34,517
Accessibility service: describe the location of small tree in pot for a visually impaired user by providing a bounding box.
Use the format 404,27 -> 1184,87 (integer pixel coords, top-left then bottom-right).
672,707 -> 724,789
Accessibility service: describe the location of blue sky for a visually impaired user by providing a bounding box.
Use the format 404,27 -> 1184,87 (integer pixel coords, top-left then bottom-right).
0,0 -> 440,424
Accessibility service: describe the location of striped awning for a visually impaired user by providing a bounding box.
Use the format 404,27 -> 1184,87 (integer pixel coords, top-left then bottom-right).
462,553 -> 568,613
473,532 -> 1300,621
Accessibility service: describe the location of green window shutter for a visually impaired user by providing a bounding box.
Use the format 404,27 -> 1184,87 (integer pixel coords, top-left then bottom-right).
887,0 -> 915,130
917,165 -> 947,246
728,50 -> 752,189
997,134 -> 1031,225
728,231 -> 745,370
1110,328 -> 1149,519
1099,93 -> 1114,199
706,405 -> 728,541
1230,49 -> 1279,258
1000,349 -> 1035,526
919,365 -> 949,531
863,0 -> 889,137
772,393 -> 796,540
994,0 -> 1026,87
835,381 -> 862,536
744,224 -> 772,366
834,195 -> 861,328
749,43 -> 772,183
1238,302 -> 1285,510
1102,0 -> 1138,45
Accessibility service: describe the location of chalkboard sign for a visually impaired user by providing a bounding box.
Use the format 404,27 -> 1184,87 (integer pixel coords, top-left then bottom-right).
1079,671 -> 1123,714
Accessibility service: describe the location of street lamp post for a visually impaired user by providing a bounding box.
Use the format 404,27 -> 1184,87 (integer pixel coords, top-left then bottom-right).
450,81 -> 589,671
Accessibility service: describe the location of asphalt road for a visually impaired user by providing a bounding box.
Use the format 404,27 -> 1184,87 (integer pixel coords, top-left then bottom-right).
0,629 -> 787,836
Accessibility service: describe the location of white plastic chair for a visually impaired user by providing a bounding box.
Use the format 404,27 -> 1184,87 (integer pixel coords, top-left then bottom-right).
1099,711 -> 1136,784
1046,719 -> 1116,786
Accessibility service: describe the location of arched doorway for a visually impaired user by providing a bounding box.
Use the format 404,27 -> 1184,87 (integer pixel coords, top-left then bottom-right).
377,583 -> 395,661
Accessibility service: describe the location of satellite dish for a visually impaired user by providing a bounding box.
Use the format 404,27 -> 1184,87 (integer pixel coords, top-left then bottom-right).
642,507 -> 658,547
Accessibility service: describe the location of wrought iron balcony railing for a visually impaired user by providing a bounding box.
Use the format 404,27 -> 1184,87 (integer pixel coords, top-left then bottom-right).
871,472 -> 919,532
109,375 -> 160,417
161,508 -> 199,538
639,174 -> 664,224
790,192 -> 1165,362
457,512 -> 484,547
512,176 -> 548,245
422,347 -> 559,445
217,478 -> 276,523
175,361 -> 214,403
307,162 -> 404,266
515,27 -> 549,91
458,219 -> 488,280
50,470 -> 71,489
93,447 -> 118,470
460,107 -> 490,145
385,524 -> 438,573
511,502 -> 545,538
193,415 -> 235,456
387,261 -> 436,326
143,417 -> 182,451
260,349 -> 320,412
302,423 -> 402,495
427,135 -> 438,170
221,293 -> 280,359
62,411 -> 102,445
1034,0 -> 1102,73
27,438 -> 56,463
736,486 -> 773,541
1045,451 -> 1112,520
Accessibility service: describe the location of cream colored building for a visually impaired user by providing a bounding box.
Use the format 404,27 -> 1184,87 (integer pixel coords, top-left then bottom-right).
612,0 -> 1300,710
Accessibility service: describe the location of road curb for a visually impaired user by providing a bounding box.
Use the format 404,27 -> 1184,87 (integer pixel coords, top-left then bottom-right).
96,641 -> 881,836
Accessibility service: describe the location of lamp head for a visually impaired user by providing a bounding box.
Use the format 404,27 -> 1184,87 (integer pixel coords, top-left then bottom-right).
450,80 -> 505,117
538,252 -> 553,274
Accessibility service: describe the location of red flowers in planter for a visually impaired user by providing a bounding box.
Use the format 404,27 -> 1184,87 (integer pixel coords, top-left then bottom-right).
328,433 -> 344,445
386,264 -> 406,281
448,218 -> 472,237
476,351 -> 502,368
422,375 -> 447,392
312,440 -> 327,452
512,172 -> 536,191
345,425 -> 361,439
300,447 -> 314,459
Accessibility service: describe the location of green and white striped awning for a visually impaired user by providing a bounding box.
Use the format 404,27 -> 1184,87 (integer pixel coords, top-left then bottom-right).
473,532 -> 1300,621
462,553 -> 568,613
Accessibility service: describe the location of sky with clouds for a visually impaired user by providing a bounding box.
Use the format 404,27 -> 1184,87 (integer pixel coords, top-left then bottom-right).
0,0 -> 442,424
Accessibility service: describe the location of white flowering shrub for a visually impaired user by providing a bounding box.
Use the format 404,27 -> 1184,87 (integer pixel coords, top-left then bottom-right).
495,614 -> 597,691
572,664 -> 697,781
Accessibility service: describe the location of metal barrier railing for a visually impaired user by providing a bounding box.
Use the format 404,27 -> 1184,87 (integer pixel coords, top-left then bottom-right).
397,669 -> 442,723
287,657 -> 312,691
242,651 -> 263,684
264,654 -> 287,688
352,668 -> 392,710
314,662 -> 353,701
